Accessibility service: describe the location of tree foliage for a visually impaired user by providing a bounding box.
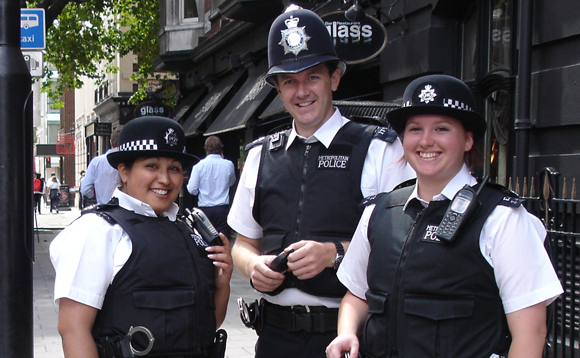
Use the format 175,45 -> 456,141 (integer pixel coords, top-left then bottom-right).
25,0 -> 170,106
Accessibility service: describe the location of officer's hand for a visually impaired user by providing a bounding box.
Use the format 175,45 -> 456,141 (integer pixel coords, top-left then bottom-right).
206,233 -> 233,289
326,333 -> 359,358
286,240 -> 335,280
250,255 -> 286,293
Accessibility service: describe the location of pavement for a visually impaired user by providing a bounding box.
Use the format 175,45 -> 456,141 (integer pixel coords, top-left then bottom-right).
33,202 -> 259,358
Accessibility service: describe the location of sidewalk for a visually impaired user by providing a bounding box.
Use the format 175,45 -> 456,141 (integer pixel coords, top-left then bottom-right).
33,203 -> 259,358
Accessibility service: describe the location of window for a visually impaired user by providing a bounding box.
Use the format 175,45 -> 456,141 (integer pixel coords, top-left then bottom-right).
182,0 -> 199,23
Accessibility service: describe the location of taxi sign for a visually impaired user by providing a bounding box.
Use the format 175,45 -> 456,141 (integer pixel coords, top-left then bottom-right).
21,9 -> 46,49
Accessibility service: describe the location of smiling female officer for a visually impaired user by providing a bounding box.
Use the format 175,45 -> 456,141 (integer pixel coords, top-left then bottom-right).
51,116 -> 232,358
326,75 -> 562,358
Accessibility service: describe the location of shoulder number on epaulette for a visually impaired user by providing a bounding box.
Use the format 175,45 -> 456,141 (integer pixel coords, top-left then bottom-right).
498,196 -> 524,207
485,182 -> 523,207
373,126 -> 397,143
360,192 -> 389,207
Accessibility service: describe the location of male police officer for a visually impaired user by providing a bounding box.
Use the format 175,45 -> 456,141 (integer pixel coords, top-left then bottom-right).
228,6 -> 415,358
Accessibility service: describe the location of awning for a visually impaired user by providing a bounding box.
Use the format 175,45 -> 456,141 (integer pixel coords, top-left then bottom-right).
35,144 -> 58,157
172,87 -> 208,123
182,69 -> 247,136
333,100 -> 400,127
204,61 -> 275,136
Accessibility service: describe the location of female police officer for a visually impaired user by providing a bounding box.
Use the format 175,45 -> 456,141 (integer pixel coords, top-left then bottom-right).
326,75 -> 562,358
50,116 -> 233,358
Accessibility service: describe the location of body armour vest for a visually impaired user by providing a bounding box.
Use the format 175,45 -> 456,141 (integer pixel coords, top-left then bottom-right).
89,204 -> 217,356
362,183 -> 521,358
253,121 -> 394,298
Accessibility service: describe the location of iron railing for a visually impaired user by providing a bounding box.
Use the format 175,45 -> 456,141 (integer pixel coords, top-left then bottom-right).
509,167 -> 579,358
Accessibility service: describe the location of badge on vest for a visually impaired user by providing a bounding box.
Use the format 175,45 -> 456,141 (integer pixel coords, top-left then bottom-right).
317,154 -> 350,170
421,224 -> 443,244
191,233 -> 208,247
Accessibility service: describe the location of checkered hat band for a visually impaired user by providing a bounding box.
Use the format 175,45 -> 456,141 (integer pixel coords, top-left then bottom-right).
443,99 -> 472,111
120,139 -> 158,152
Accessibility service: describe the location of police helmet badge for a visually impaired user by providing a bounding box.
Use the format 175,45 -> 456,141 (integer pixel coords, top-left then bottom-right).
418,84 -> 437,104
164,127 -> 178,147
279,15 -> 311,56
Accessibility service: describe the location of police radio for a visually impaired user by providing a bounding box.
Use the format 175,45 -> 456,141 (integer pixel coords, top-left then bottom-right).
435,176 -> 489,244
269,249 -> 295,273
184,208 -> 223,246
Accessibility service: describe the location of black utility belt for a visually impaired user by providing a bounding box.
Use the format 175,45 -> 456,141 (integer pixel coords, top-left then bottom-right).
263,301 -> 338,333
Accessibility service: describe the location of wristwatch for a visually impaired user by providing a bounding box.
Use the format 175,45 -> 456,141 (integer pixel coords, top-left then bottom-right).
331,242 -> 345,270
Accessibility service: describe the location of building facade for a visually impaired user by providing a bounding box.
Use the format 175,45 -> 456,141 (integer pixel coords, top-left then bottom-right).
156,0 -> 580,187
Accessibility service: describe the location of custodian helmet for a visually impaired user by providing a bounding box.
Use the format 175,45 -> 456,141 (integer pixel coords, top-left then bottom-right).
264,7 -> 346,86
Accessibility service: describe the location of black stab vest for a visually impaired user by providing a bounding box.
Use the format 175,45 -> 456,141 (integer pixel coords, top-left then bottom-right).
89,205 -> 217,356
253,121 -> 379,297
362,184 -> 518,358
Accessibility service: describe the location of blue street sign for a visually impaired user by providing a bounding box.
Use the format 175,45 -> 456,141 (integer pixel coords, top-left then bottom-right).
21,9 -> 45,50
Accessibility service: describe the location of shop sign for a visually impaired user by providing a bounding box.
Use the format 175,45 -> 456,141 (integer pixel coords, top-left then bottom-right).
322,11 -> 387,64
135,102 -> 170,118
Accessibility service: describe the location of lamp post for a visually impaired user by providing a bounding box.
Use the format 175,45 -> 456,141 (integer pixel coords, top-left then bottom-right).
0,0 -> 34,357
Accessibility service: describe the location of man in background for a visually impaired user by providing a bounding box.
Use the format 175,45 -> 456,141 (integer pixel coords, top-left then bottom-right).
80,126 -> 122,205
187,136 -> 236,236
33,173 -> 45,214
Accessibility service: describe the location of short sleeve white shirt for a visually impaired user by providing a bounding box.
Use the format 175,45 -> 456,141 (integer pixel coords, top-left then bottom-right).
338,165 -> 563,314
50,188 -> 180,309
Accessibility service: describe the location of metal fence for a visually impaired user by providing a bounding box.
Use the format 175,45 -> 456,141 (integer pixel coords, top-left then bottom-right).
508,167 -> 579,358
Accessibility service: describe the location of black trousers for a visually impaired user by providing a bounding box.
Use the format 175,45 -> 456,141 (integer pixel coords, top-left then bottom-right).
34,193 -> 42,213
198,205 -> 230,238
255,322 -> 336,358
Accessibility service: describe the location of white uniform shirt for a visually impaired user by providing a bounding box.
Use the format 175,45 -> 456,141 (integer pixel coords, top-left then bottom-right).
338,165 -> 563,315
50,188 -> 180,309
227,108 -> 415,307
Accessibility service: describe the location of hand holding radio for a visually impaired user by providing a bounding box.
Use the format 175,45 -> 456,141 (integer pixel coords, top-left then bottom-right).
184,208 -> 223,246
268,249 -> 295,273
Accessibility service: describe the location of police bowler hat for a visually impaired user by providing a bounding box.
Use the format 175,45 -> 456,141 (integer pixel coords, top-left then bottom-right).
264,7 -> 346,86
107,116 -> 198,170
386,75 -> 486,141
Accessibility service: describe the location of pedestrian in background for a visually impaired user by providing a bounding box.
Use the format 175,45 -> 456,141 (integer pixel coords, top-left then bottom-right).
47,175 -> 60,213
50,116 -> 233,358
187,136 -> 236,236
228,7 -> 414,358
33,173 -> 45,214
326,75 -> 562,358
78,170 -> 86,209
81,126 -> 122,205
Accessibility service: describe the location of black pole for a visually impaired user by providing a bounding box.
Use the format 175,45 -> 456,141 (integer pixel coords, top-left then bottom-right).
0,0 -> 34,357
514,0 -> 533,181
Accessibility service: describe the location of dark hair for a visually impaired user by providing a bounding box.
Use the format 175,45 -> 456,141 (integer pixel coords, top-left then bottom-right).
204,136 -> 224,155
111,126 -> 123,148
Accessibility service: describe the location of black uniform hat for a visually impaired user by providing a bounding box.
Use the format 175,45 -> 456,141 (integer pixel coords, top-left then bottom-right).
264,7 -> 346,86
107,116 -> 198,169
386,75 -> 486,141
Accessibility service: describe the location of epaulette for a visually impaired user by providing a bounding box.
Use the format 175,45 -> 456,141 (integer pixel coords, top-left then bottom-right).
360,192 -> 389,207
81,198 -> 120,225
244,137 -> 266,152
485,182 -> 524,207
392,178 -> 417,191
373,126 -> 398,143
